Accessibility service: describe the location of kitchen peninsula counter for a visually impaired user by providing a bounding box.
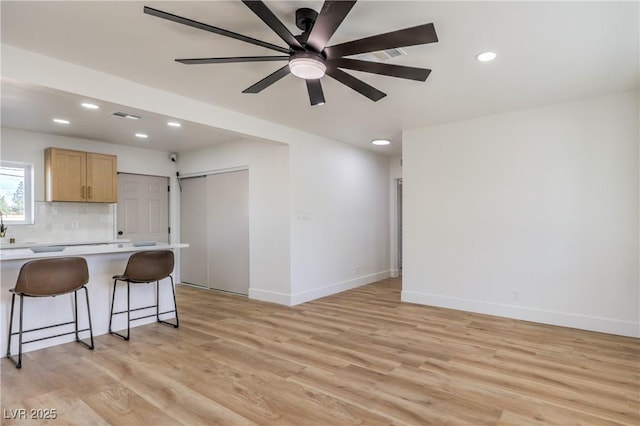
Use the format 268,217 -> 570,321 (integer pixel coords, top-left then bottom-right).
0,242 -> 188,261
1,242 -> 188,358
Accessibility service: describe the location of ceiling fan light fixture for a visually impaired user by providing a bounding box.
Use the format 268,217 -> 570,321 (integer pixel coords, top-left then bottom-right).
289,55 -> 326,80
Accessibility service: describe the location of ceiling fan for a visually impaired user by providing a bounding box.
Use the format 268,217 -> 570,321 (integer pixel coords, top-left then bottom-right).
144,1 -> 438,106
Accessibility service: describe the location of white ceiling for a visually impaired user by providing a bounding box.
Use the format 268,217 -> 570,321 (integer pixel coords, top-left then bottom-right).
1,78 -> 244,152
1,1 -> 638,157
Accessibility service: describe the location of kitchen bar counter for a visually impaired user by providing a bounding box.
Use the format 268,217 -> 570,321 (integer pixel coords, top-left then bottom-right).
0,242 -> 188,261
0,239 -> 128,250
1,242 -> 188,359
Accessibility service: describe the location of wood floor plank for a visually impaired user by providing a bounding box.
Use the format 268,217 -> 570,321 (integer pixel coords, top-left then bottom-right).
81,384 -> 183,426
1,278 -> 638,425
85,348 -> 258,425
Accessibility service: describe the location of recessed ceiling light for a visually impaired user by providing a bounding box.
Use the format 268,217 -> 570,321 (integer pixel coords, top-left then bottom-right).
372,139 -> 391,146
167,121 -> 181,127
135,133 -> 148,139
476,51 -> 497,62
81,102 -> 100,110
52,118 -> 70,124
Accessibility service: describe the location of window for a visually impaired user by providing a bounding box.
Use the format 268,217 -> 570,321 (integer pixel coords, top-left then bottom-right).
0,161 -> 34,224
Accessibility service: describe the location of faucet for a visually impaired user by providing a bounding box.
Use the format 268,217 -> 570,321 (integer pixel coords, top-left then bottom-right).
0,212 -> 7,237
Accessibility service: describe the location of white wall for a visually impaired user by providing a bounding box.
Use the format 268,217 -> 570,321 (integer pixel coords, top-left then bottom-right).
179,136 -> 392,306
288,139 -> 391,305
403,91 -> 639,337
177,138 -> 291,303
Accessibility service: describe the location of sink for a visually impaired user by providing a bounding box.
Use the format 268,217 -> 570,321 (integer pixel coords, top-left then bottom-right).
30,246 -> 66,253
133,241 -> 157,247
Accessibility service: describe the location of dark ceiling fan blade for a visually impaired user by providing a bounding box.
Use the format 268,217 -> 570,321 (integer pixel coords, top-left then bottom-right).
305,1 -> 357,53
176,56 -> 289,64
324,23 -> 438,59
242,1 -> 302,49
326,68 -> 386,101
143,6 -> 289,54
329,58 -> 431,81
305,79 -> 326,106
242,65 -> 291,93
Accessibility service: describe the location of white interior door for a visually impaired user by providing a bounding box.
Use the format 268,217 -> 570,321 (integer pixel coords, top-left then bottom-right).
206,170 -> 249,295
180,176 -> 208,287
117,173 -> 169,243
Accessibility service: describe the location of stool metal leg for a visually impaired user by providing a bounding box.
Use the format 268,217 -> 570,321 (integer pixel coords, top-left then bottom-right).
6,295 -> 24,368
6,293 -> 16,359
74,287 -> 94,350
126,281 -> 131,339
74,290 -> 79,341
108,280 -> 116,333
83,286 -> 95,349
6,293 -> 23,368
16,295 -> 24,368
157,276 -> 179,329
109,279 -> 131,341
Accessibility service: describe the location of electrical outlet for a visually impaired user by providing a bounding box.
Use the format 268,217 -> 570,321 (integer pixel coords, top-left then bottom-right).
512,289 -> 520,302
71,220 -> 79,230
355,265 -> 360,275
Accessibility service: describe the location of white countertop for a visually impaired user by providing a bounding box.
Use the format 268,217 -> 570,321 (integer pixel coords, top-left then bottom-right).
0,239 -> 128,250
0,242 -> 189,261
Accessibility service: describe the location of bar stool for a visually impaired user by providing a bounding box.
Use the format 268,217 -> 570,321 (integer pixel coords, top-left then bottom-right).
109,250 -> 179,340
6,257 -> 94,368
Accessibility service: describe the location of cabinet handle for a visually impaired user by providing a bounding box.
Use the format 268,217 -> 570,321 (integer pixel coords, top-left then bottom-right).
81,186 -> 85,199
88,186 -> 92,200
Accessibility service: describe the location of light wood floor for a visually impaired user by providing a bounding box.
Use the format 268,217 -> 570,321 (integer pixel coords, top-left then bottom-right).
1,278 -> 638,425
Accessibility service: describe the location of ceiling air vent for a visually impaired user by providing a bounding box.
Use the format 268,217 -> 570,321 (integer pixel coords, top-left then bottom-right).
353,47 -> 407,63
112,111 -> 141,120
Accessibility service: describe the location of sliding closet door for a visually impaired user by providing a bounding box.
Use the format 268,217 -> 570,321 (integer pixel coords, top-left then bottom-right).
206,170 -> 249,295
180,176 -> 208,287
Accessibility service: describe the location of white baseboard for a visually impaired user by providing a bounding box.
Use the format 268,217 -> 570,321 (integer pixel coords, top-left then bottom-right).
249,270 -> 391,306
248,288 -> 291,306
401,290 -> 639,338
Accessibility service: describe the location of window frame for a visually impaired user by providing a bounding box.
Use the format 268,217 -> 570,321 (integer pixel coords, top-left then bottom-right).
0,161 -> 35,225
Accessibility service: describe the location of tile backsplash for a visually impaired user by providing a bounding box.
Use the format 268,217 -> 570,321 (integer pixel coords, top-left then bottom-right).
2,202 -> 115,244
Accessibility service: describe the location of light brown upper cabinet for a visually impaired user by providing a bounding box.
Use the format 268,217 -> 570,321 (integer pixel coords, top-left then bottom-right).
45,148 -> 118,203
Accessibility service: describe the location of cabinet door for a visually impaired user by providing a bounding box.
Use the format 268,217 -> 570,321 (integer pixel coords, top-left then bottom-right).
45,148 -> 86,202
87,153 -> 117,202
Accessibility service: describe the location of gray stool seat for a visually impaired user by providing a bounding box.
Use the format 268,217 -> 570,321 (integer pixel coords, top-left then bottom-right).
109,250 -> 179,340
6,257 -> 94,368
